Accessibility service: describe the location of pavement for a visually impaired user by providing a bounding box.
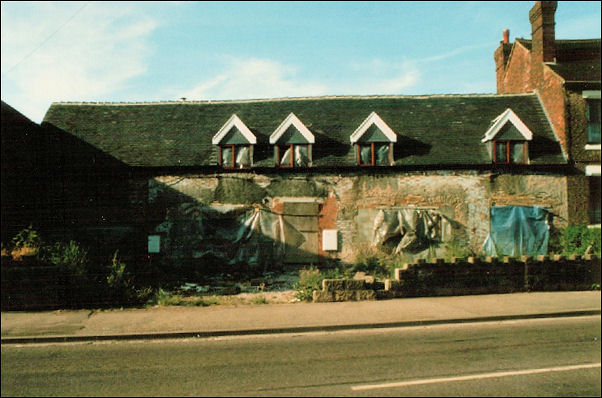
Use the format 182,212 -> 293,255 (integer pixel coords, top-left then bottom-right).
1,291 -> 600,344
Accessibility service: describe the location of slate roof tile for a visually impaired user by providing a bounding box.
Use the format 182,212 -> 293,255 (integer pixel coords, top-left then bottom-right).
42,94 -> 566,168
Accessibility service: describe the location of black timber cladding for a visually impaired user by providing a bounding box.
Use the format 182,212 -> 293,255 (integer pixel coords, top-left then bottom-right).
42,94 -> 566,168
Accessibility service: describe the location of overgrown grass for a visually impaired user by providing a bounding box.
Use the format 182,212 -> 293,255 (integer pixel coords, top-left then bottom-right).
153,290 -> 219,307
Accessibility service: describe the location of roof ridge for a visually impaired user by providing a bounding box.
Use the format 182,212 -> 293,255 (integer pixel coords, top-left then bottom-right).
50,93 -> 537,106
517,38 -> 601,43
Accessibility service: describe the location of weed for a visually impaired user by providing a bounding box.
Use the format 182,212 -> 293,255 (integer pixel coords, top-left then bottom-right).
250,295 -> 268,305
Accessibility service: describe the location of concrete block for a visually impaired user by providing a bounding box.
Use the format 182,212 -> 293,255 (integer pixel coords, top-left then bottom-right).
313,290 -> 334,303
376,290 -> 395,300
384,279 -> 401,291
334,290 -> 357,302
345,279 -> 365,290
355,290 -> 377,301
322,279 -> 345,292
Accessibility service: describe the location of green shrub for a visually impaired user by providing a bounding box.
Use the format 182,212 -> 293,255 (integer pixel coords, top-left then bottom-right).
40,240 -> 89,275
11,225 -> 41,250
294,266 -> 323,302
550,225 -> 601,257
106,251 -> 130,291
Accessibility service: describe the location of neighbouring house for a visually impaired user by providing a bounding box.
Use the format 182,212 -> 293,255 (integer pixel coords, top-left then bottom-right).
3,1 -> 599,278
1,101 -> 51,243
494,0 -> 601,227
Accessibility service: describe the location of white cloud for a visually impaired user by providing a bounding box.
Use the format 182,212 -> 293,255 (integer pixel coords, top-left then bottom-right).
183,57 -> 330,100
183,56 -> 421,101
1,2 -> 157,122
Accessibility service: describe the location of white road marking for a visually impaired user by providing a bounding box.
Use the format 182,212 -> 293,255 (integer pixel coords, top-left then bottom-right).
351,363 -> 601,391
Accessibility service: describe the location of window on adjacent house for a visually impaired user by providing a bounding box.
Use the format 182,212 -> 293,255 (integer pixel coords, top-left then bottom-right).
587,99 -> 601,145
219,144 -> 252,169
493,140 -> 527,164
276,143 -> 311,167
589,177 -> 601,225
357,142 -> 391,166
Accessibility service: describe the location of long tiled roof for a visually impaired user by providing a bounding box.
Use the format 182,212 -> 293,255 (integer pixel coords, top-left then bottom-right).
42,93 -> 566,168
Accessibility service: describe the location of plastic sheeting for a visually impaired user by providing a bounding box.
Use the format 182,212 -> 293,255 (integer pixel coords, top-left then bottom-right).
482,206 -> 550,258
231,207 -> 306,265
155,204 -> 307,269
371,208 -> 453,256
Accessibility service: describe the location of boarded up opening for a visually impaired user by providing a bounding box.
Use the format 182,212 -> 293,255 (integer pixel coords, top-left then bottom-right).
283,200 -> 319,264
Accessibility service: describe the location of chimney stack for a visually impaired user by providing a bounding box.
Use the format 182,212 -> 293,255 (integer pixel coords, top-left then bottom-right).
529,1 -> 557,64
503,29 -> 510,44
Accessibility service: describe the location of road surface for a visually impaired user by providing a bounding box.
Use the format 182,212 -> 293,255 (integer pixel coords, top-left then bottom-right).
2,316 -> 600,396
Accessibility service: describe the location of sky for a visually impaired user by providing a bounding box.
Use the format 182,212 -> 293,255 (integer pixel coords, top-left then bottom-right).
1,1 -> 601,124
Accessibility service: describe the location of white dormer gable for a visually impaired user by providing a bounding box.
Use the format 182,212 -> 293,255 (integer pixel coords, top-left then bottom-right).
269,113 -> 315,144
481,108 -> 533,143
350,111 -> 397,143
212,114 -> 256,145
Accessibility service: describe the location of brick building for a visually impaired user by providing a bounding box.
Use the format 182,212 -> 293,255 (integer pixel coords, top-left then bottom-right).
494,1 -> 601,226
2,1 -> 599,276
41,93 -> 567,270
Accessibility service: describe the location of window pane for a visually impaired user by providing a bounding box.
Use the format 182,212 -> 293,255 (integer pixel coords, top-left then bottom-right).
495,142 -> 508,163
511,142 -> 524,164
589,177 -> 601,224
294,145 -> 310,167
359,145 -> 372,165
280,146 -> 291,166
235,146 -> 250,168
376,144 -> 390,165
588,100 -> 601,144
221,146 -> 233,167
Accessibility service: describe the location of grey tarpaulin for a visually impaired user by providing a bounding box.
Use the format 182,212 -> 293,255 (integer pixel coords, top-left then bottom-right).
155,204 -> 306,269
371,208 -> 454,258
231,207 -> 306,265
482,205 -> 550,258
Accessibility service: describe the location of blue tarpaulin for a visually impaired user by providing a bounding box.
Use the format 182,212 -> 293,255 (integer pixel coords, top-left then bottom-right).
482,206 -> 550,258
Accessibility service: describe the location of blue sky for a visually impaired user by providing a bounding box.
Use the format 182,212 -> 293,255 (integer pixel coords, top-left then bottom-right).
1,1 -> 600,123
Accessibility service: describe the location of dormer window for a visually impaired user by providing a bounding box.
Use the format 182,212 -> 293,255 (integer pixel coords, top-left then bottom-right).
270,113 -> 314,168
212,115 -> 256,169
350,112 -> 396,166
493,140 -> 527,164
219,144 -> 252,168
482,108 -> 532,165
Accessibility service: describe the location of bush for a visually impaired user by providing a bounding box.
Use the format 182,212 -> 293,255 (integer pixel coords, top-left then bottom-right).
11,225 -> 41,250
550,225 -> 601,257
6,225 -> 42,260
350,245 -> 399,279
294,266 -> 323,302
41,240 -> 89,275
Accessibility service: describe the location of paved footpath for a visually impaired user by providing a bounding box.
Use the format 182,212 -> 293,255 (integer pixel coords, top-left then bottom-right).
1,291 -> 600,344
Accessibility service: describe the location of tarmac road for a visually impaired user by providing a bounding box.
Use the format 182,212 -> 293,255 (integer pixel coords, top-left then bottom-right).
2,316 -> 600,396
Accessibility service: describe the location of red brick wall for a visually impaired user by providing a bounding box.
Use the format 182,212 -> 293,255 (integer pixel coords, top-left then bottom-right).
538,67 -> 568,157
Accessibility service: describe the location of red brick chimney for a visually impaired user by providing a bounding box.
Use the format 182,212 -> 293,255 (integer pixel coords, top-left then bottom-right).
494,29 -> 512,93
529,1 -> 557,84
